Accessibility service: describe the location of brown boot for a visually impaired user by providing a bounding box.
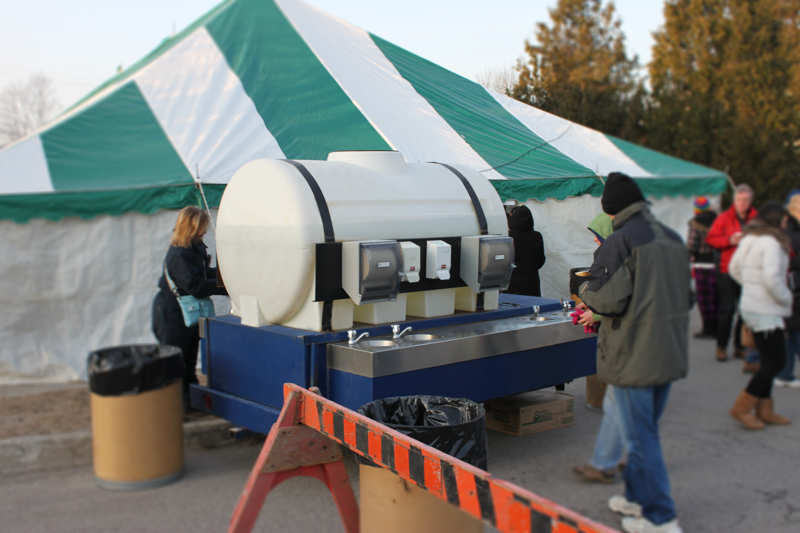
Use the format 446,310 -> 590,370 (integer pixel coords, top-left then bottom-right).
742,361 -> 760,374
733,348 -> 745,359
730,390 -> 765,430
716,347 -> 728,362
757,398 -> 791,425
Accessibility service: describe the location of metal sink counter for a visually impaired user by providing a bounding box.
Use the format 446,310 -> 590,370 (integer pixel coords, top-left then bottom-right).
327,311 -> 593,378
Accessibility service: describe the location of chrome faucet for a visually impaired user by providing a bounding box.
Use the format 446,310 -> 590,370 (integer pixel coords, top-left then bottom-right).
533,305 -> 541,318
561,298 -> 572,314
347,329 -> 370,345
391,324 -> 413,339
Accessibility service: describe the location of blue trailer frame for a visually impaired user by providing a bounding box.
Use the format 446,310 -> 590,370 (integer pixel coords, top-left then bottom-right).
190,294 -> 596,434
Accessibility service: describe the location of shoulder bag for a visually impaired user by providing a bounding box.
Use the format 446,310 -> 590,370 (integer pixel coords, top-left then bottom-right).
164,263 -> 215,327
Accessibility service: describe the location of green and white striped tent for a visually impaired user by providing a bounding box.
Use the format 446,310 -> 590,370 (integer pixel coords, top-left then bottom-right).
0,0 -> 726,382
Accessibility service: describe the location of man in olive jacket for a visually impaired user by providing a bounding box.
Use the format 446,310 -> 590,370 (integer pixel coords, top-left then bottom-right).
579,172 -> 689,533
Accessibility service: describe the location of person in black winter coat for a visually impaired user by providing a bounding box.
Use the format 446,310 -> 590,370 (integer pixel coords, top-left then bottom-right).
506,205 -> 546,297
152,206 -> 227,406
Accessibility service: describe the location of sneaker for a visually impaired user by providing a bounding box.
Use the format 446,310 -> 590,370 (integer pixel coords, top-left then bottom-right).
609,495 -> 642,517
775,377 -> 800,388
572,464 -> 616,483
622,516 -> 682,533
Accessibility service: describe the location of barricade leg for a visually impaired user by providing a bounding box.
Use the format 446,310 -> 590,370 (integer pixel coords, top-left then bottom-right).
228,390 -> 359,533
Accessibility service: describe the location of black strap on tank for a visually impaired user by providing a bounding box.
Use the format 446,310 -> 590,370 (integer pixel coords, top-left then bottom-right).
283,160 -> 335,244
282,159 -> 335,330
431,162 -> 488,235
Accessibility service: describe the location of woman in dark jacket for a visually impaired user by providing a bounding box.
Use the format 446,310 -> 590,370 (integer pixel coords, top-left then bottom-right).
152,206 -> 227,406
506,205 -> 546,296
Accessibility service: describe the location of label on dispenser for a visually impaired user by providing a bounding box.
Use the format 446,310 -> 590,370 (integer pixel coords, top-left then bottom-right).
377,261 -> 391,269
495,254 -> 505,261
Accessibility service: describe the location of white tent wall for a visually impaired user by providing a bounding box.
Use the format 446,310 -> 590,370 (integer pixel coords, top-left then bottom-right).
529,195 -> 708,299
1,193 -> 709,383
0,209 -> 227,385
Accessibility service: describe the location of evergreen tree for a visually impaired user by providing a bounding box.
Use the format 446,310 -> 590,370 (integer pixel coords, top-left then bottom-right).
511,0 -> 645,141
648,0 -> 800,201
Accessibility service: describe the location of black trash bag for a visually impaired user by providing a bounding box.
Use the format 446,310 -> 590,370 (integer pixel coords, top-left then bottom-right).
358,395 -> 488,470
88,344 -> 183,396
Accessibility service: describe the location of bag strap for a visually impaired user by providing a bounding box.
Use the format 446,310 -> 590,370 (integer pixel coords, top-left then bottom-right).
163,261 -> 182,298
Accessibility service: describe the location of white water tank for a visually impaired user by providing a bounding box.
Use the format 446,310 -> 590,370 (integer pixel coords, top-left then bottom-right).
216,151 -> 507,331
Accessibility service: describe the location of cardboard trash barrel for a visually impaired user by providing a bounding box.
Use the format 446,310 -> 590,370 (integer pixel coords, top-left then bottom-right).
87,344 -> 184,490
357,396 -> 487,533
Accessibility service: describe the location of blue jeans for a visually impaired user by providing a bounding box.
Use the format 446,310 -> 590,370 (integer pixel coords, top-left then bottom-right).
614,384 -> 677,525
777,330 -> 800,380
590,386 -> 627,470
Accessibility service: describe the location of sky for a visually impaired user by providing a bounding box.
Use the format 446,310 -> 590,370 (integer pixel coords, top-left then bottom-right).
1,0 -> 664,113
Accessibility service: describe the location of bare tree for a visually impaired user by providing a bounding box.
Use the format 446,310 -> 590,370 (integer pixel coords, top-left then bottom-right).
0,74 -> 60,147
475,66 -> 518,95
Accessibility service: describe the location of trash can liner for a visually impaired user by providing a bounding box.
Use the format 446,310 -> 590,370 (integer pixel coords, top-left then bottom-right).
358,395 -> 488,470
88,344 -> 183,397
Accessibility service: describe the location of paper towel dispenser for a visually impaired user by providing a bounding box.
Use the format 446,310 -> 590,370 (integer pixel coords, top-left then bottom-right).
342,240 -> 402,305
460,235 -> 514,292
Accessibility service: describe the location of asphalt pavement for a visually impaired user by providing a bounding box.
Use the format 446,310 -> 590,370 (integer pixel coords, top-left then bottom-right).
2,311 -> 799,532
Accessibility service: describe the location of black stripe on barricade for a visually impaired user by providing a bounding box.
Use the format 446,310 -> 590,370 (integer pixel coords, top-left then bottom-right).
283,159 -> 336,331
513,494 -> 551,533
355,422 -> 369,457
558,514 -> 580,531
431,162 -> 489,235
408,445 -> 425,488
441,460 -> 460,506
474,476 -> 496,525
315,400 -> 326,434
332,410 -> 345,442
381,434 -> 396,472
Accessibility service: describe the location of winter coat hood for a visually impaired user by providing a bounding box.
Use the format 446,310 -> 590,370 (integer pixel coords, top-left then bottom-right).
508,205 -> 533,232
587,213 -> 613,242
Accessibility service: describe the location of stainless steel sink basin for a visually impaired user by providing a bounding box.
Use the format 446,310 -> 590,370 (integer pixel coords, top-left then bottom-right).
402,333 -> 439,342
356,339 -> 397,348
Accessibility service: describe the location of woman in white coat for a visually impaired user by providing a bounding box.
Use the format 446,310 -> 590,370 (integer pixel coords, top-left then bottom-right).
728,202 -> 793,429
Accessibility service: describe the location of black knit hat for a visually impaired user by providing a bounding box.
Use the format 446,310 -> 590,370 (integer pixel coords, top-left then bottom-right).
601,172 -> 645,215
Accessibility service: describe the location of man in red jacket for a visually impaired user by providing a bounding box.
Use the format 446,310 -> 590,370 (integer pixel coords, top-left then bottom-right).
706,184 -> 758,361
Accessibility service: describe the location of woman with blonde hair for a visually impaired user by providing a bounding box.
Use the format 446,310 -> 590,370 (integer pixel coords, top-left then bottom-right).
152,206 -> 226,410
728,202 -> 793,429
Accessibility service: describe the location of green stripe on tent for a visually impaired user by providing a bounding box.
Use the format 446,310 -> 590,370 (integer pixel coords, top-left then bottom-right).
491,175 -> 727,203
606,135 -> 727,181
0,184 -> 226,224
491,178 -> 604,202
370,34 -> 594,180
41,82 -> 192,191
206,0 -> 389,159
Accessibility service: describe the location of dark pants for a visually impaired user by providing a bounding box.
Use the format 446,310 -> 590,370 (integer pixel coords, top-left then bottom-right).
746,329 -> 787,398
152,291 -> 200,399
693,268 -> 718,333
716,273 -> 742,351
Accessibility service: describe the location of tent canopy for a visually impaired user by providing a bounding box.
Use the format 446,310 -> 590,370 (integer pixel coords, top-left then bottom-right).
0,0 -> 727,223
